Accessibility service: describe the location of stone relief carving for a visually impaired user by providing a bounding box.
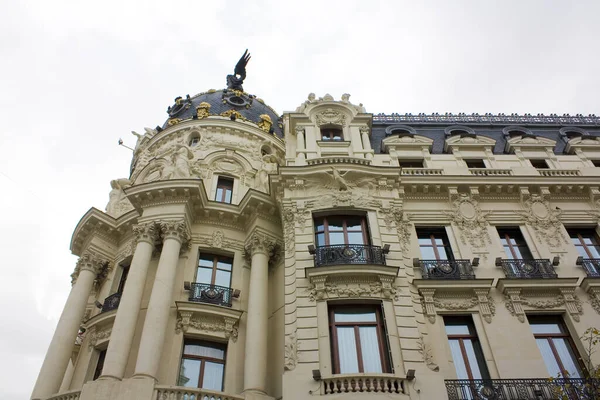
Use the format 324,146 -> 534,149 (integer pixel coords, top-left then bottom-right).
284,332 -> 298,371
105,178 -> 134,218
195,232 -> 244,252
211,230 -> 223,248
444,193 -> 491,249
198,131 -> 261,162
504,288 -> 583,322
282,205 -> 296,257
421,289 -> 495,324
307,275 -> 398,302
296,93 -> 365,113
253,154 -> 278,193
517,193 -> 567,248
175,312 -> 239,342
87,326 -> 112,349
417,336 -> 439,372
315,108 -> 346,127
244,232 -> 279,259
133,222 -> 159,246
160,144 -> 200,180
71,252 -> 110,285
589,289 -> 600,315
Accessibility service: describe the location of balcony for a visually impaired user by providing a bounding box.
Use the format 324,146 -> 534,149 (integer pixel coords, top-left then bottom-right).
187,283 -> 234,308
101,292 -> 121,313
309,244 -> 388,267
154,386 -> 244,400
576,257 -> 600,278
496,258 -> 558,279
445,378 -> 600,400
416,259 -> 476,280
322,374 -> 407,395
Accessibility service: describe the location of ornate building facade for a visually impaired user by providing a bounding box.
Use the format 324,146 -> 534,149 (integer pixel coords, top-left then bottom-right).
32,62 -> 600,400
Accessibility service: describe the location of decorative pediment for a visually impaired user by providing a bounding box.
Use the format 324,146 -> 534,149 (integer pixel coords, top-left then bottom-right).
382,134 -> 433,153
564,135 -> 600,154
444,134 -> 497,152
505,135 -> 557,153
175,302 -> 242,342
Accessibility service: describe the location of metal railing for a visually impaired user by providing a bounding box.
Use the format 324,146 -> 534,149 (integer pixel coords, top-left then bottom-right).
155,386 -> 244,400
322,375 -> 406,394
188,283 -> 233,307
418,259 -> 475,280
496,259 -> 557,279
101,292 -> 122,313
311,244 -> 387,267
576,257 -> 600,278
445,378 -> 600,400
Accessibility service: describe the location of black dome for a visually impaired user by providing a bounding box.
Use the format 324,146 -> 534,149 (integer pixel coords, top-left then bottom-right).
162,89 -> 283,137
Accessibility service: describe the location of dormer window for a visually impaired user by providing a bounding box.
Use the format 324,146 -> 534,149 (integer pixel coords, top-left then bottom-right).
530,159 -> 549,169
215,177 -> 233,203
321,127 -> 343,141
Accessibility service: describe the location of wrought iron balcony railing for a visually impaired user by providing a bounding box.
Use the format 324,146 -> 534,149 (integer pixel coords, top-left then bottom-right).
188,283 -> 234,307
445,378 -> 600,400
417,259 -> 476,280
576,257 -> 600,278
309,244 -> 388,267
101,292 -> 122,313
496,258 -> 558,279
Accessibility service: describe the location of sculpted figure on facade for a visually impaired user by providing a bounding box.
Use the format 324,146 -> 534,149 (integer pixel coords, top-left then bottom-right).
105,178 -> 134,218
160,144 -> 198,180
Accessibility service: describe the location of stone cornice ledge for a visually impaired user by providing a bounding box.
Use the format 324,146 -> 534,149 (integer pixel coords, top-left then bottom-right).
82,308 -> 116,330
71,207 -> 126,256
412,279 -> 493,290
305,264 -> 399,280
124,180 -> 206,212
497,277 -> 578,293
175,301 -> 243,341
581,277 -> 600,292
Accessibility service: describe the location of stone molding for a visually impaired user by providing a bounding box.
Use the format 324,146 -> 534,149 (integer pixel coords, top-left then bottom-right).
417,336 -> 439,372
284,331 -> 298,371
420,288 -> 495,324
516,192 -> 567,248
444,191 -> 491,249
87,326 -> 112,349
306,267 -> 400,302
503,287 -> 583,323
315,108 -> 347,127
175,302 -> 242,342
194,230 -> 244,252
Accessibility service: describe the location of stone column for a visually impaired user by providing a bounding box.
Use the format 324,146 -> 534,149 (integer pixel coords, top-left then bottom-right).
360,126 -> 373,160
100,222 -> 158,380
32,253 -> 107,400
243,233 -> 277,395
134,220 -> 188,380
295,126 -> 306,163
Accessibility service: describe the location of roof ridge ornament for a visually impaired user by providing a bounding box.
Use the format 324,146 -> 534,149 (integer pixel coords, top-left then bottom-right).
226,49 -> 251,91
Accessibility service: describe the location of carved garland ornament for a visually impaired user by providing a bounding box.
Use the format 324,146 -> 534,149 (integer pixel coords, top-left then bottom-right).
284,332 -> 298,371
87,326 -> 112,349
417,336 -> 439,372
517,194 -> 567,248
421,289 -> 495,324
588,288 -> 600,315
315,108 -> 346,127
307,275 -> 398,302
504,288 -> 583,323
175,311 -> 239,342
444,193 -> 491,249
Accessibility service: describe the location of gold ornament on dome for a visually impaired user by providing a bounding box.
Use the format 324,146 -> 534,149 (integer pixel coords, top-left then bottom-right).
196,102 -> 211,119
220,109 -> 246,121
167,118 -> 182,126
258,114 -> 273,132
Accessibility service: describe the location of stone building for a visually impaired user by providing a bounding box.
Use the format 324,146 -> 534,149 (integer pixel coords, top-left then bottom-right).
32,63 -> 600,400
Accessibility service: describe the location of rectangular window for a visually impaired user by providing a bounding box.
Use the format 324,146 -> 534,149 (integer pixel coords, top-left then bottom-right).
530,159 -> 549,169
329,305 -> 391,374
321,127 -> 343,141
444,316 -> 490,380
93,349 -> 107,381
591,160 -> 600,168
197,254 -> 233,288
116,265 -> 130,294
215,177 -> 233,204
399,159 -> 424,168
465,159 -> 486,168
314,215 -> 368,246
416,228 -> 454,260
497,227 -> 533,260
568,228 -> 600,259
528,316 -> 583,378
178,340 -> 226,391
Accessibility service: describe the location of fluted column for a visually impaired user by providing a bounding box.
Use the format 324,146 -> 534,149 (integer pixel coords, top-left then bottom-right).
32,253 -> 107,400
100,222 -> 158,380
134,220 -> 189,380
360,126 -> 373,160
243,233 -> 277,395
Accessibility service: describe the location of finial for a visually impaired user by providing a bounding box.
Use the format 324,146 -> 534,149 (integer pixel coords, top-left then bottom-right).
226,49 -> 251,91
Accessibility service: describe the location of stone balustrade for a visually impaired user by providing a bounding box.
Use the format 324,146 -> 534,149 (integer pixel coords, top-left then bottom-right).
154,386 -> 244,400
322,375 -> 407,394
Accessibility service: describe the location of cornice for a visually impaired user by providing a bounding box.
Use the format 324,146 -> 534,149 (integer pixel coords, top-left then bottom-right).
373,113 -> 600,127
70,208 -> 121,256
412,279 -> 494,290
124,180 -> 206,211
496,277 -> 578,293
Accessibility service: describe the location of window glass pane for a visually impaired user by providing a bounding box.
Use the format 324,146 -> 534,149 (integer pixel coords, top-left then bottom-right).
463,340 -> 483,379
216,259 -> 232,271
445,324 -> 470,335
588,246 -> 600,258
202,362 -> 224,391
347,232 -> 364,245
335,310 -> 377,323
434,238 -> 445,245
346,218 -> 363,231
328,220 -> 344,231
436,247 -> 449,260
530,323 -> 562,334
536,339 -> 562,377
553,339 -> 582,378
184,343 -> 225,359
179,358 -> 200,387
196,268 -> 213,284
359,327 -> 383,373
419,247 -> 436,259
337,327 -> 359,374
215,270 -> 231,288
448,340 -> 470,379
316,233 -> 326,246
216,188 -> 223,201
199,257 -> 214,268
329,232 -> 345,245
315,220 -> 324,231
418,238 -> 432,245
503,246 -> 514,259
224,190 -> 232,203
575,246 -> 588,258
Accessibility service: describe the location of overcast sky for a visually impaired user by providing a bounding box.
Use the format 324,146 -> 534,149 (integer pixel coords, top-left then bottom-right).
1,1 -> 599,398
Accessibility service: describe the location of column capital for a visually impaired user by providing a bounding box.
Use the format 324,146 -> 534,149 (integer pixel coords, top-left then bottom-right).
133,222 -> 159,245
71,252 -> 110,284
244,231 -> 278,258
159,220 -> 190,244
294,126 -> 305,135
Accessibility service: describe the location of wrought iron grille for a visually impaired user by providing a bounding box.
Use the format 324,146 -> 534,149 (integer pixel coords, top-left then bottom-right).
188,283 -> 233,307
313,244 -> 386,267
445,378 -> 600,400
577,258 -> 600,278
497,259 -> 557,279
419,259 -> 475,280
101,292 -> 122,313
